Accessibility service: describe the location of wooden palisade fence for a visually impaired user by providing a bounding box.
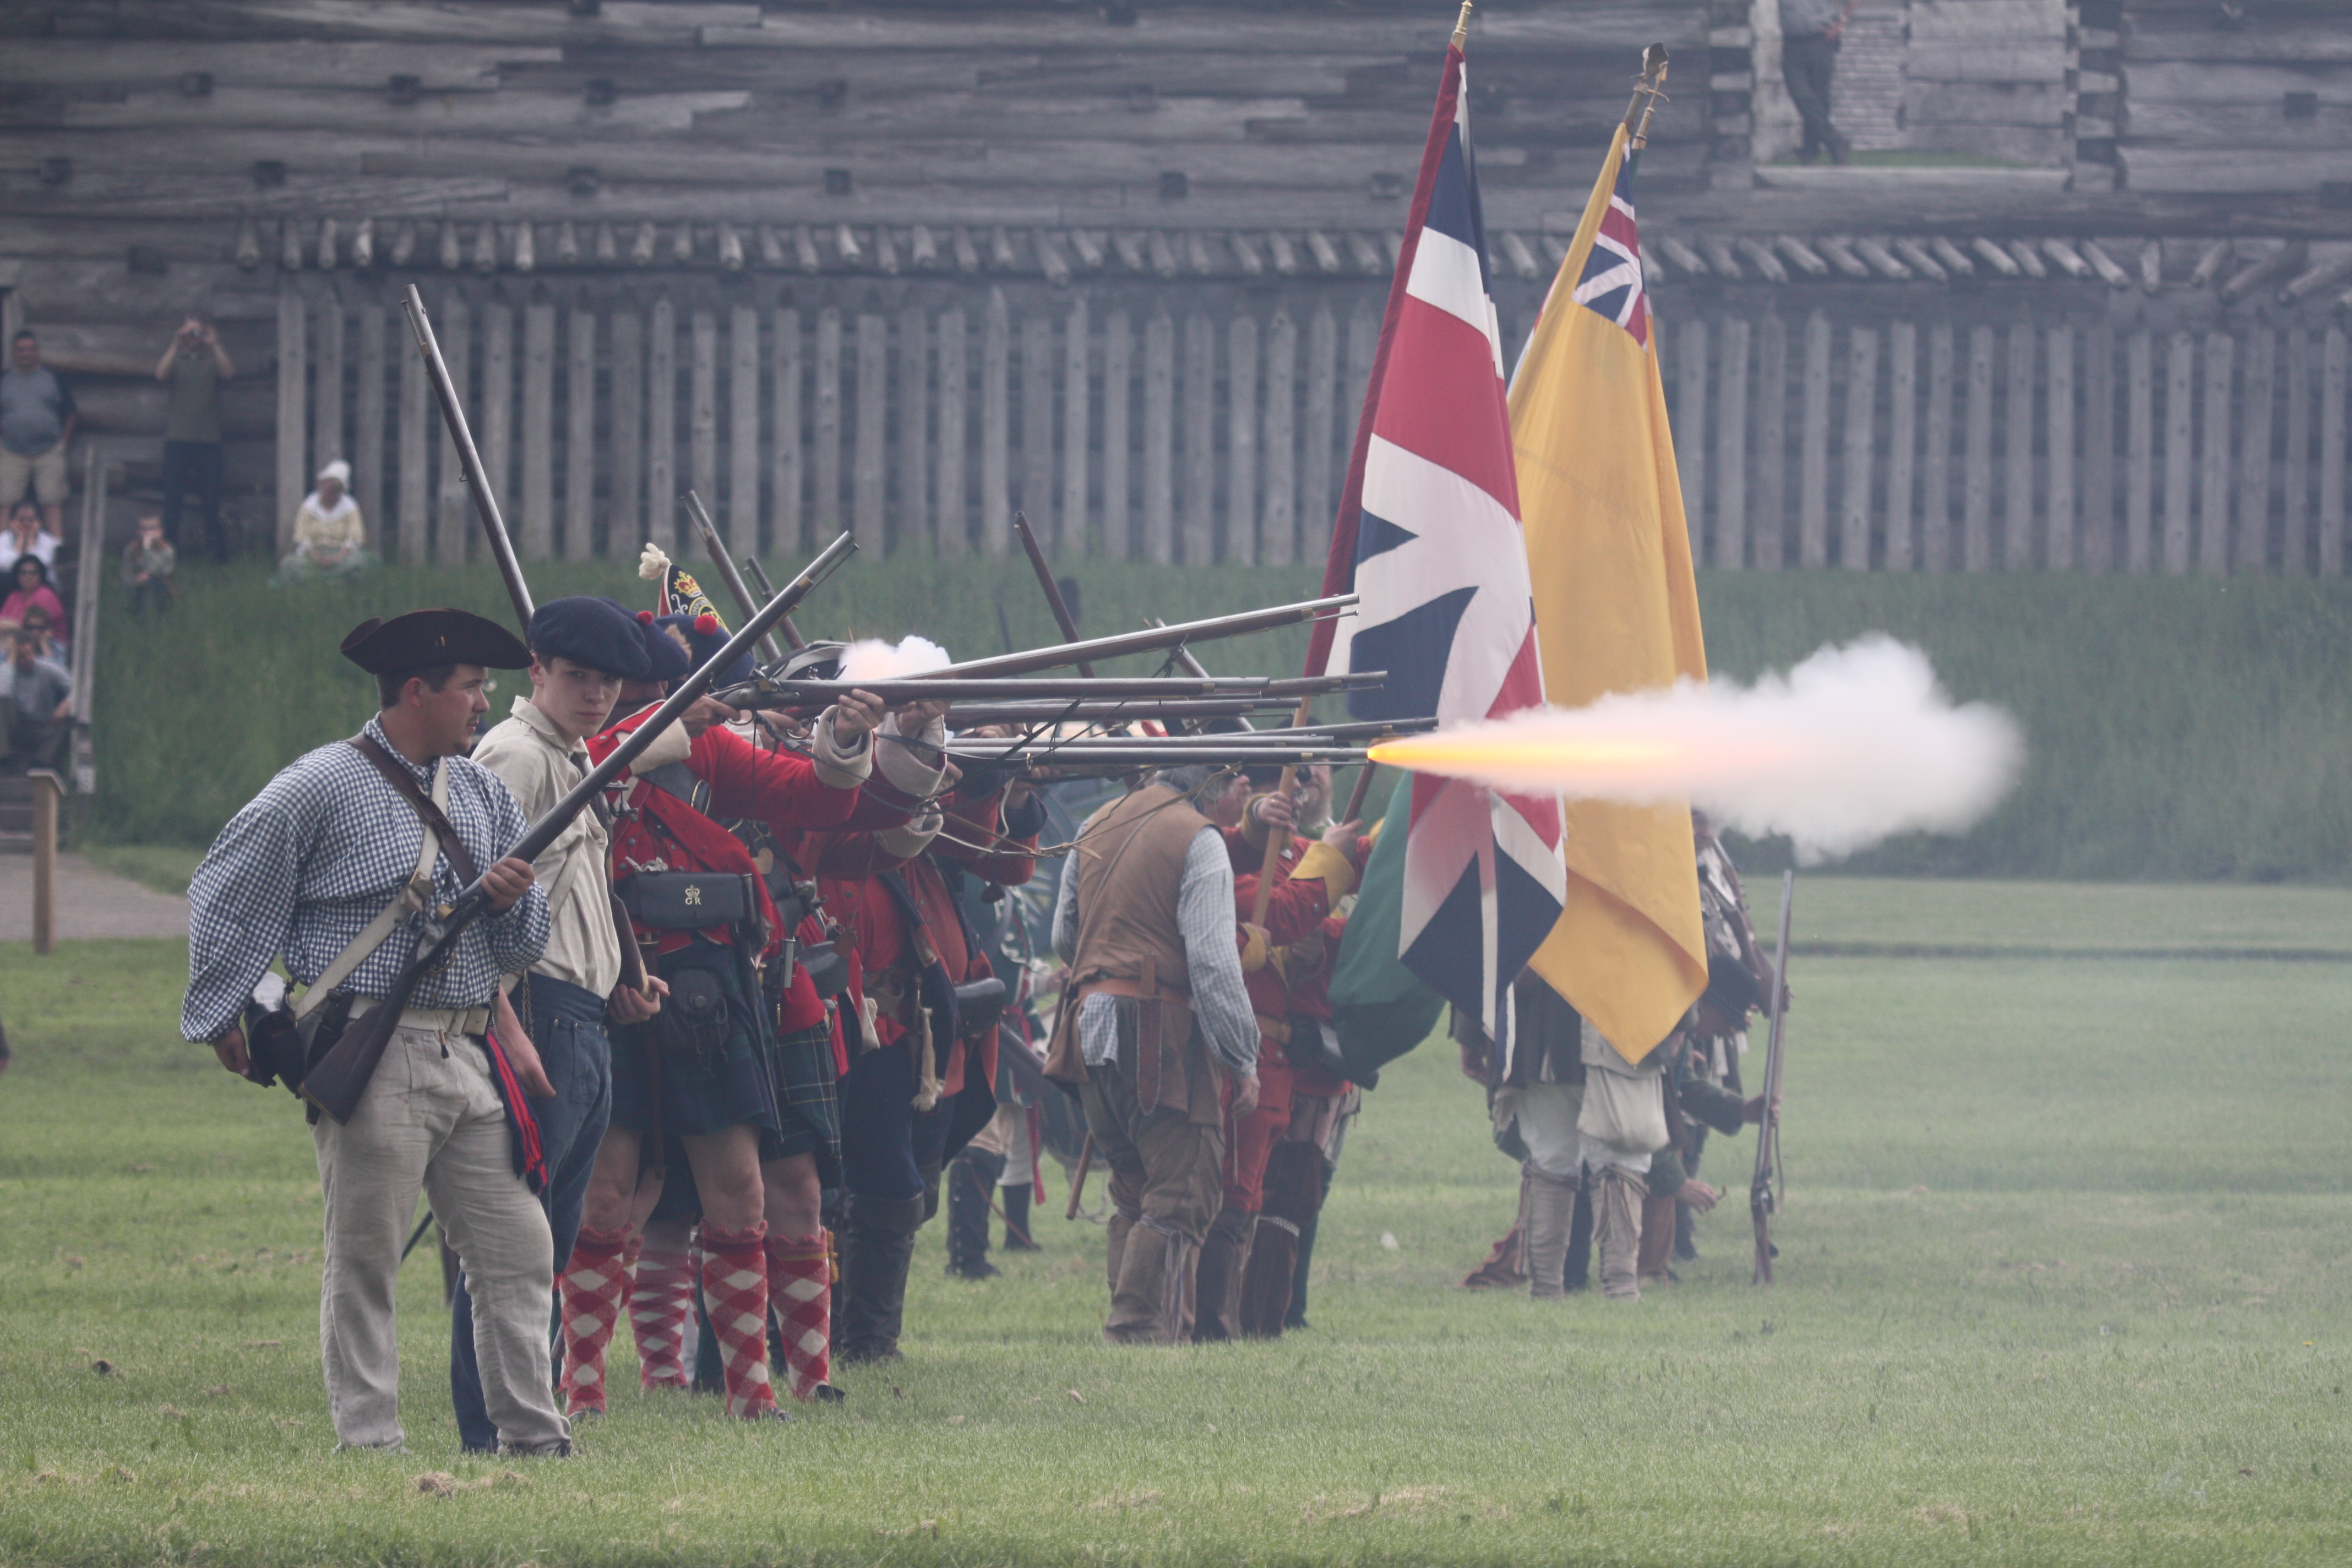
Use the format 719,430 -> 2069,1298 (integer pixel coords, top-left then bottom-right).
273,273 -> 2350,576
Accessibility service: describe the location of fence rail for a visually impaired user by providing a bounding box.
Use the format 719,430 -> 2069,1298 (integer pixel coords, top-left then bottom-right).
274,278 -> 2351,575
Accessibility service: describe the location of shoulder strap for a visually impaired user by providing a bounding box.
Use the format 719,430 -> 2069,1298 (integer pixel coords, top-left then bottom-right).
351,732 -> 480,884
296,747 -> 450,1018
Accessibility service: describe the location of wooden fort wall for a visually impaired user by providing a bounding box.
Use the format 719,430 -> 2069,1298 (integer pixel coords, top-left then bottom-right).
0,0 -> 2345,573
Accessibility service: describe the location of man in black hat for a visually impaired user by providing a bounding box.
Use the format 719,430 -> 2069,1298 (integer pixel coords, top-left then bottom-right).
183,608 -> 568,1456
448,597 -> 670,1451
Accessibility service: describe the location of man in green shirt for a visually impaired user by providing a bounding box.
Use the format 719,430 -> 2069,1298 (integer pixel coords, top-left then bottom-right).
154,315 -> 235,563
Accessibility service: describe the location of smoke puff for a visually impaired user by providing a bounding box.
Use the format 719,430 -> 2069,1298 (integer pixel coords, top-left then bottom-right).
840,635 -> 953,680
1388,637 -> 2023,862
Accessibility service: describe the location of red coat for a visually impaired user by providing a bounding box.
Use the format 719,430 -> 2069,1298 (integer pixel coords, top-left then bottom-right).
797,790 -> 1041,1099
587,712 -> 862,1039
1224,819 -> 1362,1085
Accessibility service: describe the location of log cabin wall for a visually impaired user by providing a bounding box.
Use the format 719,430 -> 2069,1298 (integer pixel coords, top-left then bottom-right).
1,0 -> 2345,573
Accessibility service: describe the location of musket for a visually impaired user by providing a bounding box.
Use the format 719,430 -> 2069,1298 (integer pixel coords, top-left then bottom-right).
400,284 -> 533,631
723,676 -> 1271,707
683,491 -> 785,666
1750,869 -> 1795,1286
1012,511 -> 1094,676
401,284 -> 651,1000
945,698 -> 1275,728
741,557 -> 807,652
1065,1134 -> 1095,1220
302,532 -> 858,1125
958,717 -> 1434,748
924,594 -> 1353,682
948,744 -> 1371,766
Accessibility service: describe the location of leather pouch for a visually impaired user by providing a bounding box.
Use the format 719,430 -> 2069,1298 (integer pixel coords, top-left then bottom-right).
799,941 -> 851,1000
618,871 -> 755,930
651,966 -> 730,1059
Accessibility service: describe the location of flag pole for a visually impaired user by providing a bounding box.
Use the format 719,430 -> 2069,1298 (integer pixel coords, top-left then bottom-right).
1254,0 -> 1476,927
1623,43 -> 1670,148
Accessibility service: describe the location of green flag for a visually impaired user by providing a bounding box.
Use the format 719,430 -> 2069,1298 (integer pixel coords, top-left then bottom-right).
1330,778 -> 1447,1086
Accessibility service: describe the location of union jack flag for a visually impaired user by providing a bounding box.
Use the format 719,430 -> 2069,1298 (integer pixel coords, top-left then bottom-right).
1306,33 -> 1565,1062
1569,160 -> 1649,347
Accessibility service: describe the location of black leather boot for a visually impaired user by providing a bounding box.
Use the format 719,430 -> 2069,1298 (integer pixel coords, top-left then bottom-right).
1563,1180 -> 1596,1293
946,1151 -> 1003,1279
1001,1180 -> 1041,1251
835,1191 -> 928,1364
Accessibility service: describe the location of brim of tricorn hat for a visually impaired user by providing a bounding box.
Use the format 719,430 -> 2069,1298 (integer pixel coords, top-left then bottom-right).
340,608 -> 533,674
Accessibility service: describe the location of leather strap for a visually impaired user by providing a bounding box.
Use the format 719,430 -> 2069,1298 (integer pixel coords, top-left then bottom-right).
299,747 -> 449,1019
350,732 -> 481,885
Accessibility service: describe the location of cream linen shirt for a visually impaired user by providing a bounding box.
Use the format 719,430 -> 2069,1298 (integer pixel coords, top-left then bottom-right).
471,695 -> 630,999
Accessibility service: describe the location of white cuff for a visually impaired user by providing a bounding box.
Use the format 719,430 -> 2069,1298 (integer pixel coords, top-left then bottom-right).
631,719 -> 694,773
876,810 -> 943,861
876,711 -> 950,799
809,707 -> 875,792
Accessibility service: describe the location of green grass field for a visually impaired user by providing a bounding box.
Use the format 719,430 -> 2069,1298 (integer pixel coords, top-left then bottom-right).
3,879 -> 2349,1566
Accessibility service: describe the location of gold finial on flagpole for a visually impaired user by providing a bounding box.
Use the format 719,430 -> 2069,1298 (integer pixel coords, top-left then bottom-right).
1452,0 -> 1473,50
1622,43 -> 1670,148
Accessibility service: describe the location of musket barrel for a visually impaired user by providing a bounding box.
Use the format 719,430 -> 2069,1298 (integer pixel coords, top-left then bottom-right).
401,284 -> 533,630
918,594 -> 1355,682
683,491 -> 786,666
718,675 -> 1268,706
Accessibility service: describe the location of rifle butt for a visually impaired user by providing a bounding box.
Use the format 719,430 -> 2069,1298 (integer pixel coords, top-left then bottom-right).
300,1000 -> 402,1125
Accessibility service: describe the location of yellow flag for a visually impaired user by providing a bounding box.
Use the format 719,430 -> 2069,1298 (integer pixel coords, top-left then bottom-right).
1509,126 -> 1708,1064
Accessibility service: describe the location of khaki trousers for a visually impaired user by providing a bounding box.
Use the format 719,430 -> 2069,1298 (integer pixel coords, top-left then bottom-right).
1079,1064 -> 1223,1345
313,1020 -> 568,1452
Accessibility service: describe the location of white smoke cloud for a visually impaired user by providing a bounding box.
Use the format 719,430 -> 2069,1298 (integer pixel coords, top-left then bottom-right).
1382,636 -> 2023,862
839,635 -> 954,681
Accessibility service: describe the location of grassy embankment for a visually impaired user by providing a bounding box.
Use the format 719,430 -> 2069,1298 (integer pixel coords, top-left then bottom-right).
86,559 -> 2352,884
2,879 -> 2349,1566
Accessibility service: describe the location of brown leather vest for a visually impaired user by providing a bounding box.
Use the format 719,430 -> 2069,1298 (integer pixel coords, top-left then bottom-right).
1044,782 -> 1219,1120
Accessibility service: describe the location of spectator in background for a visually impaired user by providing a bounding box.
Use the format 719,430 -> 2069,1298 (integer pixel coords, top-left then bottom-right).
0,330 -> 75,541
277,459 -> 373,584
1,554 -> 67,633
155,314 -> 235,564
0,502 -> 59,574
1779,0 -> 1856,166
124,513 -> 176,618
0,628 -> 72,775
19,605 -> 64,668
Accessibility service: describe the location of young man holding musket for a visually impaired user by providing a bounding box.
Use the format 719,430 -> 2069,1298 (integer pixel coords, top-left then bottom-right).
447,596 -> 669,1453
183,609 -> 565,1455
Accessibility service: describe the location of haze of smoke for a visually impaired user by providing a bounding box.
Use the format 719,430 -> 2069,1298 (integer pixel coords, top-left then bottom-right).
1404,636 -> 2024,862
840,634 -> 954,680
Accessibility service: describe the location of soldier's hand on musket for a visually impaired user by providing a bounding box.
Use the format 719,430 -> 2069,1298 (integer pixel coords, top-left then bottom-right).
210,1023 -> 251,1077
1233,1070 -> 1261,1118
608,973 -> 669,1026
1319,818 -> 1363,859
894,698 -> 951,727
679,695 -> 735,739
1742,1092 -> 1781,1125
830,688 -> 885,740
1251,789 -> 1298,834
1675,1178 -> 1722,1213
480,856 -> 536,913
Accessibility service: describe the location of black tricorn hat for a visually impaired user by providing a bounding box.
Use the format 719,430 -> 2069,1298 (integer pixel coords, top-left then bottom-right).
340,608 -> 531,675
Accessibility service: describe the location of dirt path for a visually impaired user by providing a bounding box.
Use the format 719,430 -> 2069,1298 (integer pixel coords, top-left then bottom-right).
0,851 -> 189,942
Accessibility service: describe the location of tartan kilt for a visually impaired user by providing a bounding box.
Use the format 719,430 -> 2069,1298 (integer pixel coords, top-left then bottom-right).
769,1019 -> 843,1189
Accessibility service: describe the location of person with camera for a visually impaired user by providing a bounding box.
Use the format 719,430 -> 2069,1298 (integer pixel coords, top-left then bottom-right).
180,608 -> 564,1455
154,314 -> 235,563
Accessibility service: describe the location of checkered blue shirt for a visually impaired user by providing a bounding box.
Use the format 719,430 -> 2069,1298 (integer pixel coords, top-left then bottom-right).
181,715 -> 550,1042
